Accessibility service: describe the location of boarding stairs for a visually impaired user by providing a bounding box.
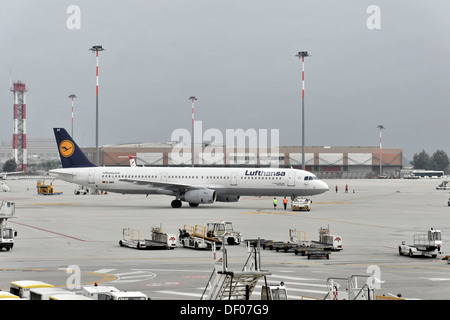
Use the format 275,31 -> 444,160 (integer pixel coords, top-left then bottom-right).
201,240 -> 271,300
323,274 -> 376,300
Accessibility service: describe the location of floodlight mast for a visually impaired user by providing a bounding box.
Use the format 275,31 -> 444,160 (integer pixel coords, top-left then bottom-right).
67,94 -> 77,138
89,45 -> 105,166
295,51 -> 310,170
189,96 -> 197,167
377,125 -> 385,176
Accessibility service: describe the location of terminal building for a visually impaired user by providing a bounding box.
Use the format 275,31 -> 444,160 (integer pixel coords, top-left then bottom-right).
0,138 -> 403,178
81,144 -> 403,178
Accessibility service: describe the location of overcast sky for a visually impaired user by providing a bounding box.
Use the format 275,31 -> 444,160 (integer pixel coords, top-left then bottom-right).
1,1 -> 449,160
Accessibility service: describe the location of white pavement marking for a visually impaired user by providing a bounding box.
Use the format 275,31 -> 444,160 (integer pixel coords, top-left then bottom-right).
156,290 -> 203,298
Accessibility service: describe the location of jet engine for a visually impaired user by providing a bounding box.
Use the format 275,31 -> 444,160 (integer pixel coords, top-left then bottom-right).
181,189 -> 216,204
215,195 -> 240,202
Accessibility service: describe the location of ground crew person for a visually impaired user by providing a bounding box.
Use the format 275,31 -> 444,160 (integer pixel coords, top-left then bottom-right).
273,198 -> 277,210
283,197 -> 288,210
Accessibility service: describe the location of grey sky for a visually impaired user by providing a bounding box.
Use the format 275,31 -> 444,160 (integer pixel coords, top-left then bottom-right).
1,1 -> 449,160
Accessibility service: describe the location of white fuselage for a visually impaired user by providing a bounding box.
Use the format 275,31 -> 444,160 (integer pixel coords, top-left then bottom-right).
50,167 -> 328,198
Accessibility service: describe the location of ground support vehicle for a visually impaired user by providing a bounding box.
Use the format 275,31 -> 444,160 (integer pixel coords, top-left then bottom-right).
0,291 -> 20,299
291,197 -> 312,211
49,294 -> 94,300
323,275 -> 376,300
290,228 -> 342,257
399,228 -> 442,258
274,241 -> 298,253
314,227 -> 343,251
0,201 -> 17,251
206,221 -> 243,245
261,282 -> 288,300
179,224 -> 222,250
296,247 -> 331,259
261,240 -> 284,250
74,185 -> 88,195
201,241 -> 271,300
119,227 -> 177,250
36,180 -> 63,195
103,291 -> 149,300
244,238 -> 267,247
29,287 -> 75,300
82,285 -> 120,300
9,280 -> 54,299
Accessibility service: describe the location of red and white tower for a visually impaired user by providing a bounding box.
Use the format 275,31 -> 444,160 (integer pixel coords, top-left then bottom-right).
11,81 -> 27,172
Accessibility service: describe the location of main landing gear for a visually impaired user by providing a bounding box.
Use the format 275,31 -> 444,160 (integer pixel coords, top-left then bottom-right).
171,199 -> 182,208
170,200 -> 200,208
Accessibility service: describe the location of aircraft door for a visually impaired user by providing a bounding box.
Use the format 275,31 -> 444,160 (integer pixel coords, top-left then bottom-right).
88,169 -> 95,184
288,171 -> 295,187
230,173 -> 238,186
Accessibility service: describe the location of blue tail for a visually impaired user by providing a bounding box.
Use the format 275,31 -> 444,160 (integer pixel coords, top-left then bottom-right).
53,128 -> 96,168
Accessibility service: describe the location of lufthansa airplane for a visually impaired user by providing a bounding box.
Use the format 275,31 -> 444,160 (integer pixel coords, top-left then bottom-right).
50,128 -> 329,208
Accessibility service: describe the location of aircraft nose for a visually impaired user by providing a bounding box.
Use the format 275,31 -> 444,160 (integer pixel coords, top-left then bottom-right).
319,180 -> 329,192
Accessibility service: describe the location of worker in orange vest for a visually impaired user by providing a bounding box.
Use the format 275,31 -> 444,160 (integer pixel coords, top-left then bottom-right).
283,197 -> 288,210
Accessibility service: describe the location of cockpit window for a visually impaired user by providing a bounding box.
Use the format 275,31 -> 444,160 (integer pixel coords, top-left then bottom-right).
304,176 -> 318,181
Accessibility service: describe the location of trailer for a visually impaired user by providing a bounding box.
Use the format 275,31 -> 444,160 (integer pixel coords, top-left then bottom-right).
179,224 -> 222,250
119,227 -> 177,250
292,228 -> 342,257
272,229 -> 314,253
303,247 -> 331,260
270,228 -> 343,255
262,240 -> 283,250
244,238 -> 267,247
313,227 -> 343,251
206,221 -> 243,245
399,228 -> 442,258
0,201 -> 17,251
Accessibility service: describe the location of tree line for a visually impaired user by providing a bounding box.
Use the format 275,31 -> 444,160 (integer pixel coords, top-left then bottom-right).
410,150 -> 450,172
2,159 -> 61,173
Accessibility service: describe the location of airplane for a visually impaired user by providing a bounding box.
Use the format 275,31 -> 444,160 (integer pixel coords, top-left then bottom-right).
49,128 -> 329,208
1,171 -> 23,180
0,181 -> 11,192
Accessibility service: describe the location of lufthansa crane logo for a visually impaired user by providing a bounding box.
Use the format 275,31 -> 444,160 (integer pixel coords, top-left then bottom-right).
59,140 -> 75,157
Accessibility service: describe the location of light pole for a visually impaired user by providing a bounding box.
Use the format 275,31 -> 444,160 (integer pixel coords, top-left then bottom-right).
377,125 -> 384,176
89,45 -> 104,166
189,96 -> 197,167
68,94 -> 77,137
295,51 -> 310,170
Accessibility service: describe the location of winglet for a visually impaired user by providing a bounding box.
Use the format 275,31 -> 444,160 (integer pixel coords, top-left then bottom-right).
53,128 -> 96,168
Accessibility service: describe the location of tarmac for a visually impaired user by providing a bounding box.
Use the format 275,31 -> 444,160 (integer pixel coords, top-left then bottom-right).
0,177 -> 449,300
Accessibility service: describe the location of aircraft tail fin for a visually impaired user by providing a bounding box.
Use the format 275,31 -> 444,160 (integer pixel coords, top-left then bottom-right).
53,128 -> 96,168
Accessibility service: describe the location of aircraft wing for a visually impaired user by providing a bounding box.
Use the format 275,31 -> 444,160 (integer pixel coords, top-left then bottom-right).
119,179 -> 225,192
48,170 -> 76,178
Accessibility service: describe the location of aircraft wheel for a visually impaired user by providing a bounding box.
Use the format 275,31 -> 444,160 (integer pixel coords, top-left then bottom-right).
189,203 -> 199,207
171,200 -> 182,208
